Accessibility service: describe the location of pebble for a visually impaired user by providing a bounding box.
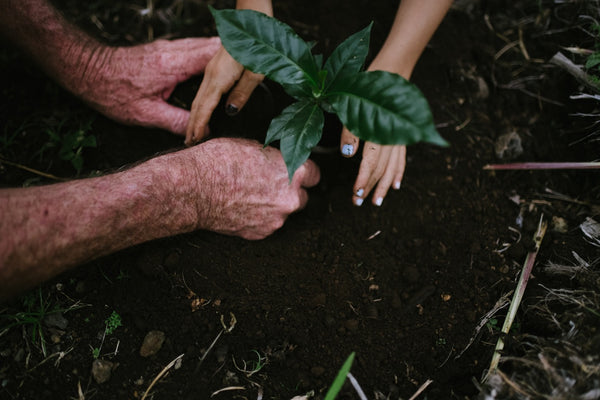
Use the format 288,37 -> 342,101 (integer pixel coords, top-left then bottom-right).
44,313 -> 68,330
310,366 -> 325,377
495,131 -> 523,160
139,331 -> 166,357
91,359 -> 113,384
344,319 -> 359,332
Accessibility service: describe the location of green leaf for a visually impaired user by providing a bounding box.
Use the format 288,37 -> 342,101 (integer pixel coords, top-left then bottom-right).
210,7 -> 320,92
265,100 -> 324,180
326,70 -> 447,147
323,352 -> 355,400
586,52 -> 600,70
324,23 -> 372,89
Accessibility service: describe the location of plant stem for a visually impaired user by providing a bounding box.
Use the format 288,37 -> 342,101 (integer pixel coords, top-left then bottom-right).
483,215 -> 547,383
483,162 -> 600,170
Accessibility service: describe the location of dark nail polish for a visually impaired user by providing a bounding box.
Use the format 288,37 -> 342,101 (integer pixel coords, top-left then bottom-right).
225,104 -> 239,116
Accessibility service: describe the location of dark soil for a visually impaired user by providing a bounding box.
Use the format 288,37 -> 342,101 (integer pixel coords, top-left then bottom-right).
1,1 -> 599,399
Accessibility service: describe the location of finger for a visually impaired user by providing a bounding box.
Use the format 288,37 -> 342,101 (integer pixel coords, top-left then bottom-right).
161,37 -> 222,81
352,143 -> 383,206
225,69 -> 264,115
292,159 -> 321,189
138,99 -> 191,135
185,83 -> 224,146
371,147 -> 402,206
340,127 -> 360,157
393,146 -> 407,190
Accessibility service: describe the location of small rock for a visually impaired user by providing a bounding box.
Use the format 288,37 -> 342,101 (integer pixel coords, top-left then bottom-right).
91,359 -> 113,384
139,330 -> 166,357
551,216 -> 568,233
310,366 -> 325,377
163,251 -> 180,269
44,313 -> 68,330
344,319 -> 359,332
309,293 -> 326,308
495,131 -> 523,160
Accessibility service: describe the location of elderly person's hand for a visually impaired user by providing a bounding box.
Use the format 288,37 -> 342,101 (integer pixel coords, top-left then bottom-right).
71,37 -> 221,135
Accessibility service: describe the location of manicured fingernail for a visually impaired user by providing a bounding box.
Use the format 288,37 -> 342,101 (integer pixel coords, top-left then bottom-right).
355,198 -> 364,206
356,188 -> 364,197
375,197 -> 383,206
225,104 -> 239,116
342,144 -> 354,156
394,181 -> 401,190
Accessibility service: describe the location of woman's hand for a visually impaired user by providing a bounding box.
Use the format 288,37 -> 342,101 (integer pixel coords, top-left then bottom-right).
185,46 -> 264,146
340,129 -> 406,206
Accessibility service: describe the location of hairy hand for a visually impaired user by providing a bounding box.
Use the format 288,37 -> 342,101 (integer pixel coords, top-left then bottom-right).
178,138 -> 320,239
72,37 -> 221,134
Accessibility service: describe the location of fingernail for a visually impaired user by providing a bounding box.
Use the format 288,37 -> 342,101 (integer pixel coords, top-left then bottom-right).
356,188 -> 364,197
225,104 -> 239,116
375,197 -> 383,206
394,181 -> 401,190
342,144 -> 354,156
355,198 -> 364,206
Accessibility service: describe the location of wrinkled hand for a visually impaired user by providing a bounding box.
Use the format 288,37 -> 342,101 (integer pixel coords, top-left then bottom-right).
185,46 -> 264,146
73,37 -> 221,134
340,127 -> 406,207
182,138 -> 320,239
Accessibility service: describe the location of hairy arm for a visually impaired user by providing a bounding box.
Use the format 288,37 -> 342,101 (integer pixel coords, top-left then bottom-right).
0,152 -> 200,300
0,0 -> 111,98
0,139 -> 319,301
0,0 -> 220,134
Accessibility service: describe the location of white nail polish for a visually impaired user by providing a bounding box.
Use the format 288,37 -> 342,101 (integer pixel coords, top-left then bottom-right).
356,188 -> 364,197
375,197 -> 383,206
342,144 -> 354,156
393,181 -> 401,190
355,198 -> 364,206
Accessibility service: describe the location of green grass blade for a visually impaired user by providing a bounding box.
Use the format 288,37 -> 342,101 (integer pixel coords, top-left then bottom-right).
324,352 -> 356,400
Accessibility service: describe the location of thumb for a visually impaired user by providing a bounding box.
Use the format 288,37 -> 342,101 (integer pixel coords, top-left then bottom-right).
340,126 -> 360,157
292,159 -> 321,189
139,99 -> 191,135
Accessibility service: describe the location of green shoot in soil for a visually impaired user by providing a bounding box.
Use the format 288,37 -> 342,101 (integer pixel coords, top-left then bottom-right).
324,352 -> 355,400
104,311 -> 122,335
210,7 -> 447,179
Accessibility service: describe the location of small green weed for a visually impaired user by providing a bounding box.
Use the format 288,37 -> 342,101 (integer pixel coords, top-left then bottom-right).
104,311 -> 122,335
0,288 -> 80,358
36,113 -> 97,175
91,310 -> 122,359
324,352 -> 356,400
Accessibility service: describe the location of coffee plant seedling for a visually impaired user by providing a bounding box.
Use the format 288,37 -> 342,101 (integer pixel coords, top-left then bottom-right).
210,7 -> 448,179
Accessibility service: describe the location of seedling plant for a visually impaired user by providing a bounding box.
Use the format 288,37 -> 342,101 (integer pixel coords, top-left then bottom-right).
210,7 -> 447,179
91,310 -> 122,358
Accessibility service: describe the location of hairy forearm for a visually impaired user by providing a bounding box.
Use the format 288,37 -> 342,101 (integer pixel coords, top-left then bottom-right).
0,0 -> 112,97
0,153 -> 200,301
370,0 -> 453,78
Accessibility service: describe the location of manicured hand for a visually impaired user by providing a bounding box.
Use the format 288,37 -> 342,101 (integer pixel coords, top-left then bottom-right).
340,128 -> 406,207
73,37 -> 221,135
185,138 -> 320,239
185,46 -> 264,146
